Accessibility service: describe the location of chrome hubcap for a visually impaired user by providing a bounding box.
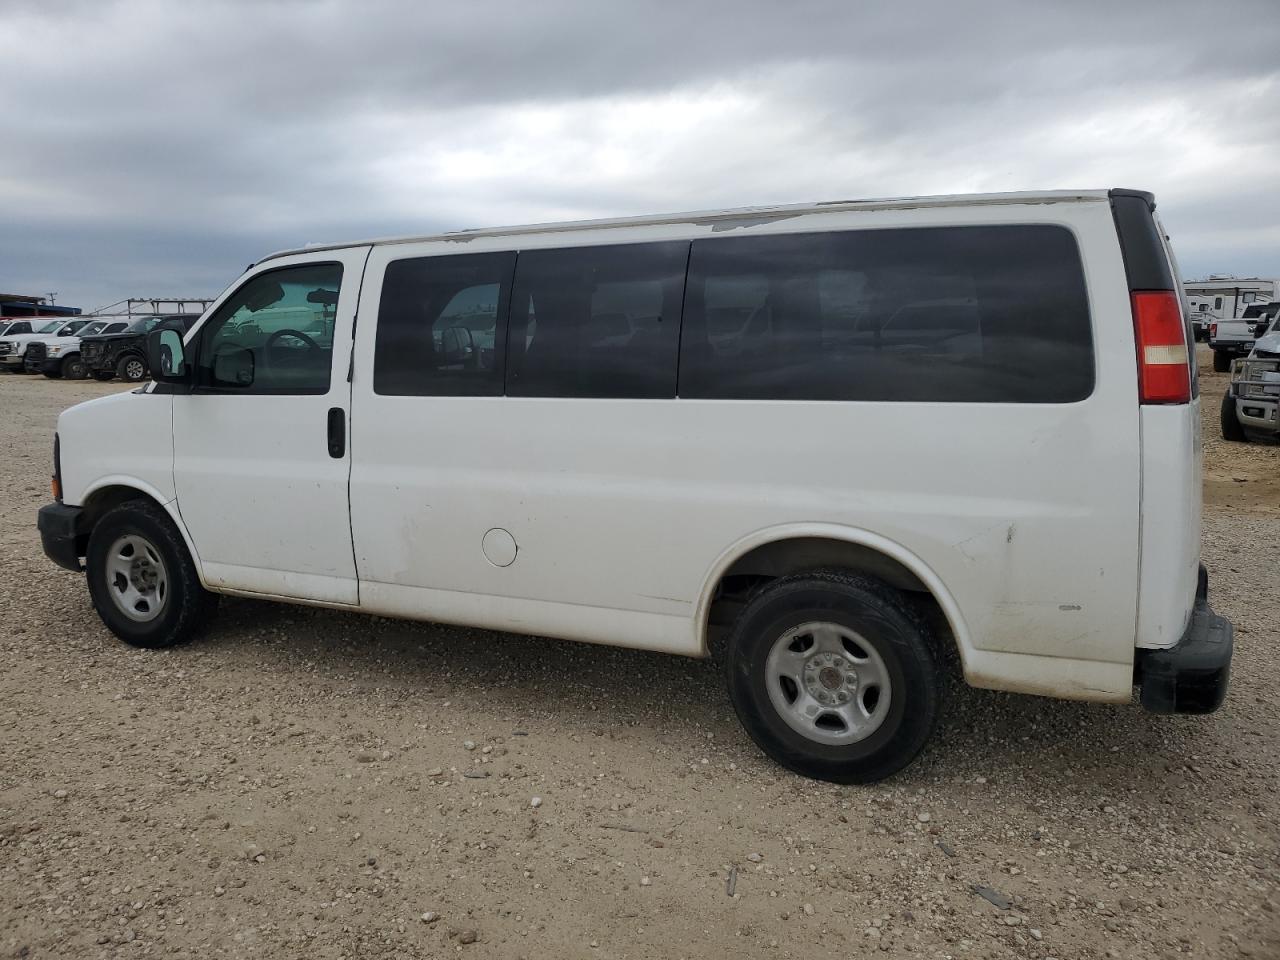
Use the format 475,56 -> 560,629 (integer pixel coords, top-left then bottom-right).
104,534 -> 168,622
764,621 -> 891,744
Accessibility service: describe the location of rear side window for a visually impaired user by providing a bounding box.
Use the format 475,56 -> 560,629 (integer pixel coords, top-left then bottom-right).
679,226 -> 1093,403
506,241 -> 688,398
374,252 -> 516,396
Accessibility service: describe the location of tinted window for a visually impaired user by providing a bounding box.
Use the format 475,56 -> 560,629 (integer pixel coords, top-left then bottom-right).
125,318 -> 160,335
679,226 -> 1093,403
374,252 -> 515,396
506,241 -> 687,398
195,263 -> 342,394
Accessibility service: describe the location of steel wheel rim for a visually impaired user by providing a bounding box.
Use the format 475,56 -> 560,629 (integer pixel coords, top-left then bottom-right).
103,534 -> 169,622
764,621 -> 891,745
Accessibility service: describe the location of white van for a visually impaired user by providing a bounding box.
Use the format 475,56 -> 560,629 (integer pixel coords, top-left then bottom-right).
39,189 -> 1232,783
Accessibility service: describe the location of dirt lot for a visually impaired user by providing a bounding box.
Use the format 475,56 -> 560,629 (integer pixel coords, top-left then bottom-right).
1,348 -> 1277,960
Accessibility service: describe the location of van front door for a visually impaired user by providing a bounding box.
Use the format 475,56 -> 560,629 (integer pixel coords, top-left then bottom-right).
171,248 -> 370,604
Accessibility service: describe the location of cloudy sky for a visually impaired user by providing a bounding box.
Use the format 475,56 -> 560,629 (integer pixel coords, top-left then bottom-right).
2,0 -> 1278,312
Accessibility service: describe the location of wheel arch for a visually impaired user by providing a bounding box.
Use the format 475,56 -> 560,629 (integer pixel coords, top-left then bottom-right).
79,480 -> 206,585
695,523 -> 973,673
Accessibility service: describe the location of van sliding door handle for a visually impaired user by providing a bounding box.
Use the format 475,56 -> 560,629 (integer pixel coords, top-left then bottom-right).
327,407 -> 346,459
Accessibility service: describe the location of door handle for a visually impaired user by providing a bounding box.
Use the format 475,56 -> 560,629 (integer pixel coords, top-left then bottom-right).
327,407 -> 346,459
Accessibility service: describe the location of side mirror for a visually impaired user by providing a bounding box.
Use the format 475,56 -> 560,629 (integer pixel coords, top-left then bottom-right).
146,328 -> 189,384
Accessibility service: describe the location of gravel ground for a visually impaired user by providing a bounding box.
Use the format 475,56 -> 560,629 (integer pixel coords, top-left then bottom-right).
1,347 -> 1277,960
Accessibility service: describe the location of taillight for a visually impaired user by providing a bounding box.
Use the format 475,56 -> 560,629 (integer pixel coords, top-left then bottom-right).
1210,322 -> 1218,339
1131,291 -> 1191,404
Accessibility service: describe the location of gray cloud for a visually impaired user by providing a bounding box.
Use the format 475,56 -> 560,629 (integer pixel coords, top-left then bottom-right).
2,0 -> 1278,311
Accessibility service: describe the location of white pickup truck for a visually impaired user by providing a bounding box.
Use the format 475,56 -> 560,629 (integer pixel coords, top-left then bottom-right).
1221,314 -> 1280,442
23,319 -> 131,379
1209,301 -> 1279,372
0,319 -> 91,372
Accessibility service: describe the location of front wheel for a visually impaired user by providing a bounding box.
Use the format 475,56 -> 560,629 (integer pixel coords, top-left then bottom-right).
1220,391 -> 1248,442
1213,350 -> 1231,373
62,355 -> 88,380
85,499 -> 216,649
117,355 -> 148,382
724,570 -> 940,784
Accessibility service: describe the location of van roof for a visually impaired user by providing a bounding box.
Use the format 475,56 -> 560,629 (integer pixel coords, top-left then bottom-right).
261,188 -> 1116,263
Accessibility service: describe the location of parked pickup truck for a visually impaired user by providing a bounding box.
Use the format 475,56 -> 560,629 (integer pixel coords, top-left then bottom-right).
24,319 -> 131,379
1209,301 -> 1279,372
1221,313 -> 1280,442
0,319 -> 92,372
80,315 -> 201,382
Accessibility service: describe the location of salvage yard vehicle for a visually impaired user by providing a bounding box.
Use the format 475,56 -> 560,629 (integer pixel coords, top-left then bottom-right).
80,314 -> 201,382
38,188 -> 1233,784
1221,314 -> 1280,442
1209,300 -> 1279,372
0,319 -> 90,372
24,319 -> 130,379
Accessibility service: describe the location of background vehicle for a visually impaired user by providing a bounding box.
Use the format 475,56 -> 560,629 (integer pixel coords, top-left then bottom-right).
80,314 -> 201,382
1187,303 -> 1213,341
24,319 -> 130,379
1221,314 -> 1280,442
1209,300 -> 1279,372
39,188 -> 1231,784
0,319 -> 90,372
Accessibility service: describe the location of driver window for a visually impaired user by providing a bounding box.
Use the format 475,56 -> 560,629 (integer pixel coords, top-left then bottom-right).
196,263 -> 343,394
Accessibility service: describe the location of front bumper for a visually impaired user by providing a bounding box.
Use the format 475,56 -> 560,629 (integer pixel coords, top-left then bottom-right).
0,355 -> 24,369
27,357 -> 62,374
38,502 -> 85,572
1136,566 -> 1232,714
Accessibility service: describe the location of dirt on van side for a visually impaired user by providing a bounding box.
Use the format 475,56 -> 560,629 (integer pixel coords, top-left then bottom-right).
0,350 -> 1277,960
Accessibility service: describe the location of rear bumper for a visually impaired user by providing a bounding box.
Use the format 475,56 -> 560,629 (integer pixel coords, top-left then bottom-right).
38,502 -> 85,572
1210,341 -> 1252,354
1136,565 -> 1232,714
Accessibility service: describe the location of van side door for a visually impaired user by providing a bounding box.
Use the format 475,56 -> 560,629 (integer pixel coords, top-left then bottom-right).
170,248 -> 370,604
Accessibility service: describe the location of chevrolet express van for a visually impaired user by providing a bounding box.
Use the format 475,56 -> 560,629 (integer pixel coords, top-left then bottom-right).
38,189 -> 1233,783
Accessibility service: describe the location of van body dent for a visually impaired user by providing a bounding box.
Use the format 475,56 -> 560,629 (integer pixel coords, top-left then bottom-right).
38,188 -> 1233,783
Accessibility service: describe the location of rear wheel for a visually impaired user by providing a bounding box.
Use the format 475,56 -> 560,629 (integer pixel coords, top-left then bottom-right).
1220,391 -> 1248,442
61,354 -> 88,380
117,354 -> 147,382
85,499 -> 216,649
1213,350 -> 1231,373
723,570 -> 940,784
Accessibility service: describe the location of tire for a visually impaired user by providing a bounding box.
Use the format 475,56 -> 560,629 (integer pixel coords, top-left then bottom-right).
1213,350 -> 1231,373
1220,391 -> 1248,443
723,570 -> 940,784
117,354 -> 148,382
61,354 -> 88,380
85,499 -> 216,649
93,371 -> 115,381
